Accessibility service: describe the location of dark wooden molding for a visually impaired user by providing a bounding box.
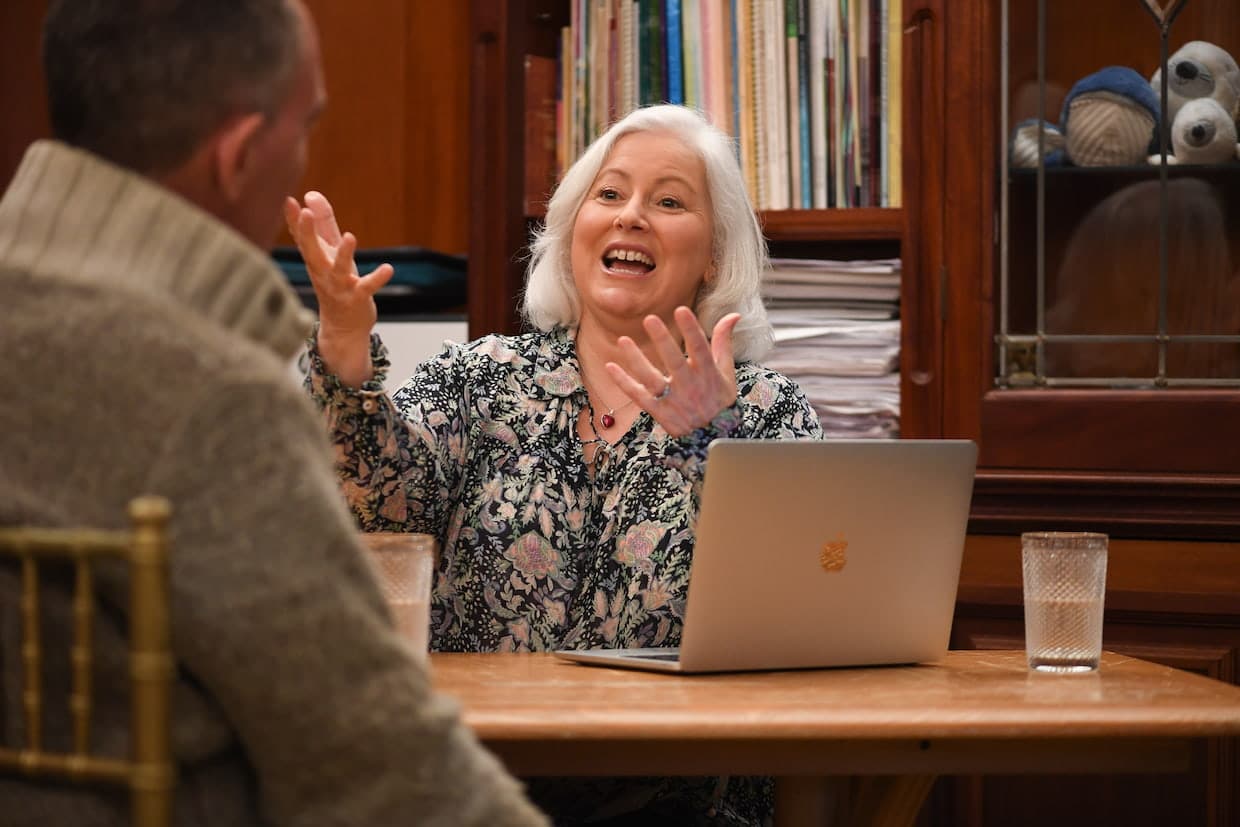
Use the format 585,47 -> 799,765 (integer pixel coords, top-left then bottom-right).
956,534 -> 1240,617
759,208 -> 903,242
469,0 -> 528,338
978,390 -> 1240,475
967,467 -> 1240,540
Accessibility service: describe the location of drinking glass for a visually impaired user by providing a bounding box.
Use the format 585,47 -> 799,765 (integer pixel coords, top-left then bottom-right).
362,533 -> 436,657
1021,531 -> 1108,673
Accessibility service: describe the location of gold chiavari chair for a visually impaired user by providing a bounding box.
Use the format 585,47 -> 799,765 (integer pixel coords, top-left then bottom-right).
0,496 -> 175,827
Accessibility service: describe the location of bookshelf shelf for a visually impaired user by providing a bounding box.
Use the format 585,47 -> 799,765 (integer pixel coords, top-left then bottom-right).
759,207 -> 903,242
523,206 -> 904,245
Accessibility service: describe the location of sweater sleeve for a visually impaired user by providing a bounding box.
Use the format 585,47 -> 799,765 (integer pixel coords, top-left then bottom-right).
304,330 -> 467,535
146,375 -> 547,827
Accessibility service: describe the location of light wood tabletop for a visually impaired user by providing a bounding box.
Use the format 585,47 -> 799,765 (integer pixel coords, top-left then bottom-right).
429,650 -> 1240,826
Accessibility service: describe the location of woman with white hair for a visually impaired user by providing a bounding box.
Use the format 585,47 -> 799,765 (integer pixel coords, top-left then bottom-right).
289,104 -> 821,825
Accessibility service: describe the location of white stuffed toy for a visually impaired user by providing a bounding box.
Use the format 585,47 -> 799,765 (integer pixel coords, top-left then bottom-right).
1149,97 -> 1240,164
1149,40 -> 1240,130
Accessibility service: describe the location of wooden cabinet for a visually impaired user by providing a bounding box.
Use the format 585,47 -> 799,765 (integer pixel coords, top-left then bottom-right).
917,1 -> 1240,823
917,0 -> 1240,539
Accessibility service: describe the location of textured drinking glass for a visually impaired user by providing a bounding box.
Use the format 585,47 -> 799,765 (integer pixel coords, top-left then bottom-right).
1021,532 -> 1108,673
363,533 -> 436,657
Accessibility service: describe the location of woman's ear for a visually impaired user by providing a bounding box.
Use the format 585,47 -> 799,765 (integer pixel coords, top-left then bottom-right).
211,113 -> 267,202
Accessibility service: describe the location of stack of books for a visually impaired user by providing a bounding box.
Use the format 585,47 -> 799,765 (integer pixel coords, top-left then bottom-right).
762,257 -> 900,438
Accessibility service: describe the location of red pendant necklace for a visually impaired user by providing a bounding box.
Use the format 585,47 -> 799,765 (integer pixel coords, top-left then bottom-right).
599,399 -> 636,429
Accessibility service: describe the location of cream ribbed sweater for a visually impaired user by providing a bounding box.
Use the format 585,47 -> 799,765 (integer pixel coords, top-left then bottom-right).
0,141 -> 547,827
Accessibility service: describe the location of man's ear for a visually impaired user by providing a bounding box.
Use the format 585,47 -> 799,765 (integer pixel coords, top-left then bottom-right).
212,113 -> 267,202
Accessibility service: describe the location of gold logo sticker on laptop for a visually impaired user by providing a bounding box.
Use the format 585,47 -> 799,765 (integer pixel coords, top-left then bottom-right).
819,535 -> 848,572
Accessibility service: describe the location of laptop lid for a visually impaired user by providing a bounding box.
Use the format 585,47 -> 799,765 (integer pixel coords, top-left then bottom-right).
558,438 -> 977,673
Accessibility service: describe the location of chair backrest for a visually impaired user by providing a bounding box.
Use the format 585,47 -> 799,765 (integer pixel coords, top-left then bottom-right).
0,496 -> 174,827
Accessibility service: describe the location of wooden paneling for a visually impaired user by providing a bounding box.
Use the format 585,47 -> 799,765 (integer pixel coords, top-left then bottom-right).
0,2 -> 50,189
957,534 -> 1240,618
0,3 -> 468,255
298,1 -> 469,253
405,5 -> 471,254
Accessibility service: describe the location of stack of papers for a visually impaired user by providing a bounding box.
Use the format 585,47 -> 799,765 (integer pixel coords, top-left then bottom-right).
763,259 -> 902,439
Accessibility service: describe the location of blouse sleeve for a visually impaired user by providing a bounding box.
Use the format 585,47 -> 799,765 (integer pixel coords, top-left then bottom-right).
304,329 -> 469,534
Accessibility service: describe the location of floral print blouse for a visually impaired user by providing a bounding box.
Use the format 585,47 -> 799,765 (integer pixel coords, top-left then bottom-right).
306,326 -> 823,826
307,326 -> 822,654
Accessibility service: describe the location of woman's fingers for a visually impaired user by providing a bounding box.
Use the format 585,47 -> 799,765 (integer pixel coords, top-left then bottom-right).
604,360 -> 662,406
360,260 -> 397,293
295,207 -> 334,282
283,196 -> 302,240
709,313 -> 741,384
304,190 -> 343,246
642,313 -> 689,378
616,334 -> 671,394
674,306 -> 715,370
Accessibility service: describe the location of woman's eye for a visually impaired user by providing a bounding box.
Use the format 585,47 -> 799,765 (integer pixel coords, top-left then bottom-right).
598,187 -> 620,200
658,196 -> 683,209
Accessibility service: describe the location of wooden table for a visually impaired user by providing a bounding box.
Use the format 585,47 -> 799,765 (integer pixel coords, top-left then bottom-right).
429,650 -> 1240,827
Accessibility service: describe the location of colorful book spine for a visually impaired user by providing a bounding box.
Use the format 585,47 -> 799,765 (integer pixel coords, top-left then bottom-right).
638,0 -> 667,105
827,0 -> 838,207
869,0 -> 883,206
766,0 -> 789,209
619,0 -> 636,118
808,0 -> 827,208
784,0 -> 800,209
750,0 -> 768,209
682,0 -> 701,111
796,0 -> 812,208
887,0 -> 902,207
666,0 -> 684,103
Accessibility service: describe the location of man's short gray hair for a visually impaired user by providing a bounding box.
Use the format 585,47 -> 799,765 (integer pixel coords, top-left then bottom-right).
42,0 -> 302,175
523,105 -> 772,362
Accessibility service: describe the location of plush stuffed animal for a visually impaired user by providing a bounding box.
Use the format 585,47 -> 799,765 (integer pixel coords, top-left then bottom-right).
1061,66 -> 1161,167
1149,40 -> 1240,131
1149,97 -> 1240,164
1009,118 -> 1066,168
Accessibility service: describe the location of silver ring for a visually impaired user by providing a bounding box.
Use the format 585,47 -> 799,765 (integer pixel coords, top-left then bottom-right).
655,381 -> 672,401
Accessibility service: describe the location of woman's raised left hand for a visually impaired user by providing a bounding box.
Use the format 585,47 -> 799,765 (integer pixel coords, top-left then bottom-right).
605,306 -> 741,438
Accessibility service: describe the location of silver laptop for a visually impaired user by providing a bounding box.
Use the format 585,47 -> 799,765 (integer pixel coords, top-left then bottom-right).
555,438 -> 977,673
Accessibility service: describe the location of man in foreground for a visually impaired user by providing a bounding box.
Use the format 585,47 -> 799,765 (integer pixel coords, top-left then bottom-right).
0,2 -> 547,825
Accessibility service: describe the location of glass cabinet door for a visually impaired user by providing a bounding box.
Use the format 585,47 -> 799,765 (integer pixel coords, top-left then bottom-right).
997,0 -> 1240,389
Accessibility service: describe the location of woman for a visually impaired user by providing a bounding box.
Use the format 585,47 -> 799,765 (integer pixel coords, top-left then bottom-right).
288,104 -> 822,825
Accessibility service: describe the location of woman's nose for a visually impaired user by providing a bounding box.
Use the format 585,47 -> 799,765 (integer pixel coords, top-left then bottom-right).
614,198 -> 648,230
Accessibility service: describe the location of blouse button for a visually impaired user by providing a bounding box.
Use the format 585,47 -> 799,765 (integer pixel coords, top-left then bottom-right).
362,398 -> 378,414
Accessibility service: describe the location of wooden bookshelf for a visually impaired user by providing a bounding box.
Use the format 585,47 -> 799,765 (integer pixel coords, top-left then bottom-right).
759,207 -> 902,242
471,0 -> 909,339
524,205 -> 903,245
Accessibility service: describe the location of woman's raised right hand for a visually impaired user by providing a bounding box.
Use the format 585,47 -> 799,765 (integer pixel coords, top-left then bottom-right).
284,191 -> 394,388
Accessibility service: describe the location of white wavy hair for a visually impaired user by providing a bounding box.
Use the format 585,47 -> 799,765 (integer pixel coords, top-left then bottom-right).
522,104 -> 772,362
